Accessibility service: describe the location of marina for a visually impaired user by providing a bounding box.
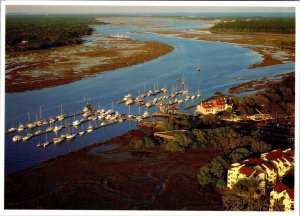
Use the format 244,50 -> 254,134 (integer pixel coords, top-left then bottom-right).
6,81 -> 202,148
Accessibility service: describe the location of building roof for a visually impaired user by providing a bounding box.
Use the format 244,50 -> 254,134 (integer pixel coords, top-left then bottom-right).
243,158 -> 265,166
262,149 -> 284,160
199,98 -> 233,109
282,155 -> 293,163
239,166 -> 261,177
286,189 -> 294,200
273,183 -> 289,193
273,155 -> 293,165
286,149 -> 295,157
258,162 -> 275,171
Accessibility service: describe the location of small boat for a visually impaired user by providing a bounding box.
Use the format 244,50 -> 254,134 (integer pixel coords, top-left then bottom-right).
136,116 -> 143,122
36,143 -> 43,147
45,126 -> 53,132
182,90 -> 189,95
42,134 -> 50,147
56,114 -> 65,121
49,117 -> 55,124
161,87 -> 167,93
83,103 -> 92,113
27,122 -> 36,129
127,114 -> 134,119
196,62 -> 200,72
12,135 -> 22,142
53,137 -> 64,144
8,127 -> 17,133
100,122 -> 107,126
143,111 -> 150,118
66,133 -> 76,140
43,142 -> 50,147
125,99 -> 134,106
17,124 -> 24,132
86,125 -> 93,133
72,120 -> 81,127
36,120 -> 43,127
191,95 -> 196,100
145,102 -> 152,108
22,133 -> 33,141
123,94 -> 132,102
56,104 -> 65,121
79,131 -> 85,136
53,125 -> 63,133
35,130 -> 42,135
83,112 -> 91,118
178,99 -> 184,104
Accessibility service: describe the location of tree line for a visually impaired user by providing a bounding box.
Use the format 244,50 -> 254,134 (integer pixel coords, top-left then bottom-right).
211,18 -> 295,34
6,14 -> 102,52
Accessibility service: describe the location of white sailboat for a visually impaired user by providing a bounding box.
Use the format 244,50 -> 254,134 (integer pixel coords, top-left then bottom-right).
56,104 -> 65,121
196,61 -> 200,71
42,133 -> 50,147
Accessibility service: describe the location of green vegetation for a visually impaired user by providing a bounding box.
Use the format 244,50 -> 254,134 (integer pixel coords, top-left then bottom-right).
235,74 -> 295,117
6,14 -> 100,52
196,128 -> 271,188
160,114 -> 195,131
222,178 -> 269,211
197,156 -> 228,189
130,135 -> 160,149
211,18 -> 295,34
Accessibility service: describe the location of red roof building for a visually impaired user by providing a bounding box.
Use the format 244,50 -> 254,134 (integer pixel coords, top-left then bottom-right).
197,97 -> 233,115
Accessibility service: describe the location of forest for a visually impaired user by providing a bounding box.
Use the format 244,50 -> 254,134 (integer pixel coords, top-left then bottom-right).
211,17 -> 295,34
6,14 -> 100,52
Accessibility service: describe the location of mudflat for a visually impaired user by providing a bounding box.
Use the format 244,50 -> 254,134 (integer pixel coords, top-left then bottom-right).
5,129 -> 223,210
6,35 -> 173,93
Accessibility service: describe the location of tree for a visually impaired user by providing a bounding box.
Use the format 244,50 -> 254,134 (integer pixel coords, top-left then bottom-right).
144,137 -> 156,148
229,147 -> 252,163
197,156 -> 228,188
197,164 -> 213,187
192,129 -> 208,148
173,132 -> 194,150
200,114 -> 218,127
250,141 -> 272,154
164,140 -> 183,152
223,178 -> 269,211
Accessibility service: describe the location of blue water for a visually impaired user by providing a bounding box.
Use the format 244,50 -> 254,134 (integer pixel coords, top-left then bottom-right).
5,18 -> 294,174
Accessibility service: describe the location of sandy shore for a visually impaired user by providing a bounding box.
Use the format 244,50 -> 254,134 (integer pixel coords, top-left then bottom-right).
6,35 -> 173,93
5,128 -> 223,210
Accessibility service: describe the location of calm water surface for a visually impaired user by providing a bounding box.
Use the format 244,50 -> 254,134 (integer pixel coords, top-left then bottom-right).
5,18 -> 294,174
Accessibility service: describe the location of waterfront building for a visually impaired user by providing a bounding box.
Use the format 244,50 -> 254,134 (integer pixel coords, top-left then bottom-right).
197,97 -> 233,115
261,149 -> 294,178
269,183 -> 294,211
227,162 -> 266,190
253,162 -> 277,186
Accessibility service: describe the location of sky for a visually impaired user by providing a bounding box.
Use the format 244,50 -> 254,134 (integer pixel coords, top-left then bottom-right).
6,5 -> 295,14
